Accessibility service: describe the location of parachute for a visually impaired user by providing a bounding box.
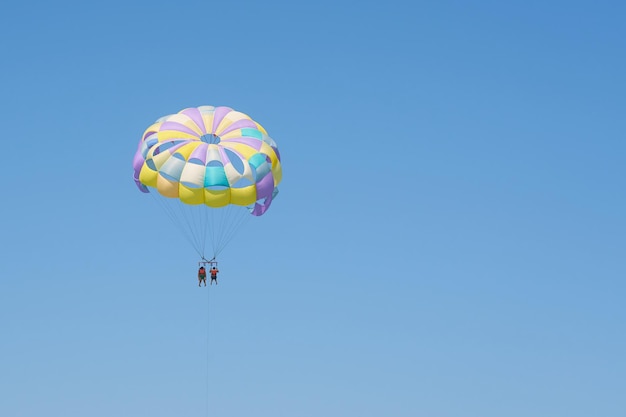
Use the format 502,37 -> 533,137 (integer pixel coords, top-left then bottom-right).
132,105 -> 282,259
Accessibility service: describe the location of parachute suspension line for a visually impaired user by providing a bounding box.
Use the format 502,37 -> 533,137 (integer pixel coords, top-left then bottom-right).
208,205 -> 252,260
200,205 -> 210,261
149,193 -> 204,259
188,202 -> 207,259
175,206 -> 200,254
206,205 -> 224,260
213,206 -> 252,259
221,208 -> 252,254
210,207 -> 227,259
205,281 -> 211,417
183,202 -> 211,259
209,208 -> 219,259
148,192 -> 253,260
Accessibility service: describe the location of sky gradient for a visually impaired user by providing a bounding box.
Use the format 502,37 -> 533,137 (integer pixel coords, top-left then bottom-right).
1,1 -> 625,416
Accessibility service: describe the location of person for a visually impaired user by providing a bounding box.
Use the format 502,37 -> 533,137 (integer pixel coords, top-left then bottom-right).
198,266 -> 207,287
210,266 -> 219,285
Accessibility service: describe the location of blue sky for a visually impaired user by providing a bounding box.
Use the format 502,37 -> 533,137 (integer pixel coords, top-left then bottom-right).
1,1 -> 624,416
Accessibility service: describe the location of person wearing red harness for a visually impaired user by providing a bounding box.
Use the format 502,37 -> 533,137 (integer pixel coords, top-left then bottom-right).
198,266 -> 207,287
210,266 -> 219,285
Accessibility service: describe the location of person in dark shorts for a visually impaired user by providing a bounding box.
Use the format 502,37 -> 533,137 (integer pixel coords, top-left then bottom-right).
198,266 -> 207,287
210,266 -> 219,285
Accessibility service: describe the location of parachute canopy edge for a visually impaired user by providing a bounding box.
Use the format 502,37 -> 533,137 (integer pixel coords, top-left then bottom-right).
132,105 -> 282,212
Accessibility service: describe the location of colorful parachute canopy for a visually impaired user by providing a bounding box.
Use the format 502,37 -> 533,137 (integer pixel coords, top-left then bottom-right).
132,106 -> 282,216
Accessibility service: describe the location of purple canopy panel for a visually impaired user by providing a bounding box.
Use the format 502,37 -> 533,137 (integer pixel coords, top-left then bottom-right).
189,143 -> 209,164
212,106 -> 233,133
132,146 -> 150,192
180,108 -> 207,134
255,171 -> 275,200
224,136 -> 264,151
160,121 -> 201,137
250,191 -> 275,216
219,119 -> 258,135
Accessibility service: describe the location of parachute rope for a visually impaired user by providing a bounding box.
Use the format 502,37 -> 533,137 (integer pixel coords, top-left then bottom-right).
149,192 -> 204,259
206,203 -> 251,260
149,192 -> 252,260
205,279 -> 211,417
213,207 -> 251,259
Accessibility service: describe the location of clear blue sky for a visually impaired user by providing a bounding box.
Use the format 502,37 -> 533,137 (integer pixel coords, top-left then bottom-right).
1,1 -> 624,416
